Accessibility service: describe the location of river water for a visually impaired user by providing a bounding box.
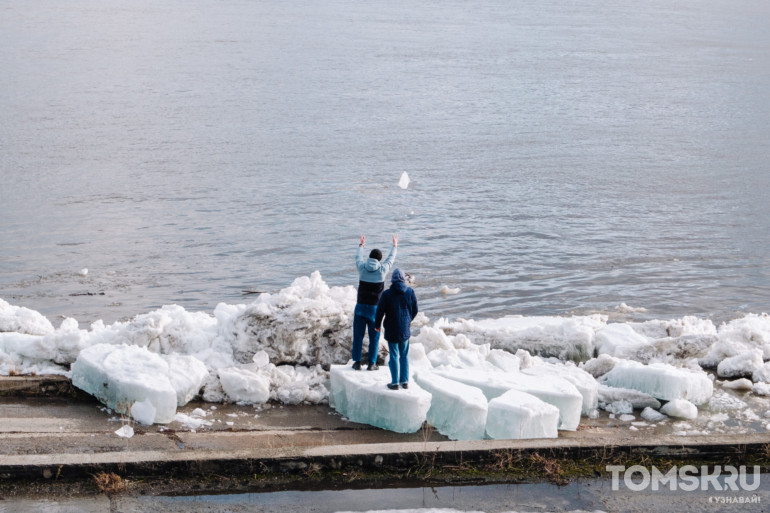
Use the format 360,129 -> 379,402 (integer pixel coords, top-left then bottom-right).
2,0 -> 770,326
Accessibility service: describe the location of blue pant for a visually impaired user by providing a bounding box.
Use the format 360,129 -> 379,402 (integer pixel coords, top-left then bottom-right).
352,304 -> 380,364
388,339 -> 410,385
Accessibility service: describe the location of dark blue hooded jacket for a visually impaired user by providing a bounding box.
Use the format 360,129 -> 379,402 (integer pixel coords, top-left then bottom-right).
375,268 -> 418,344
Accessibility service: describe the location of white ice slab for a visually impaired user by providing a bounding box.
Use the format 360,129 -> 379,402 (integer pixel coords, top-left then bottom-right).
486,389 -> 559,439
522,362 -> 599,415
413,370 -> 487,440
71,343 -> 177,424
433,367 -> 582,431
598,360 -> 713,405
330,364 -> 431,433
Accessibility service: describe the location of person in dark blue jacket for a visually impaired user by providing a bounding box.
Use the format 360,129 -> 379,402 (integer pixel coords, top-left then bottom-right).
374,268 -> 418,390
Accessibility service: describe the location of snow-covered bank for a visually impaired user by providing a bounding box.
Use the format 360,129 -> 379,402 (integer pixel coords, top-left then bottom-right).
3,272 -> 770,437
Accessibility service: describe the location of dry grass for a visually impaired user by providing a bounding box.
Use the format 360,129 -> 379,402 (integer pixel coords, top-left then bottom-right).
93,472 -> 126,494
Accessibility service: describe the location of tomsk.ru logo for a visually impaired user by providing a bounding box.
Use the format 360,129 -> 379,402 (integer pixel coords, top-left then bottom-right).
606,465 -> 761,492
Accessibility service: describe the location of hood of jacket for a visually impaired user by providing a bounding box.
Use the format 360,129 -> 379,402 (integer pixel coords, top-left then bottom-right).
390,268 -> 407,293
364,258 -> 382,272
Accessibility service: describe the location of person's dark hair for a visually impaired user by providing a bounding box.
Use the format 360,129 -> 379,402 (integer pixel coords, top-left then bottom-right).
369,249 -> 382,261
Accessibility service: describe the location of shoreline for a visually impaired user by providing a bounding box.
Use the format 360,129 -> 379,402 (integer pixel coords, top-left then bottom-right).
2,376 -> 769,499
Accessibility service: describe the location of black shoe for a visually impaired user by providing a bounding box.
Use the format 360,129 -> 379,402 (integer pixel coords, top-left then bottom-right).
387,383 -> 399,390
367,363 -> 379,371
401,382 -> 409,389
352,361 -> 361,370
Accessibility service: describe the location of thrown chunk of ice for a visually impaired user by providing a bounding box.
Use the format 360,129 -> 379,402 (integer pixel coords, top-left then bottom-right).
660,399 -> 698,420
71,344 -> 177,423
413,370 -> 487,440
598,360 -> 713,405
486,389 -> 559,439
398,171 -> 410,189
330,364 -> 431,433
434,367 -> 582,431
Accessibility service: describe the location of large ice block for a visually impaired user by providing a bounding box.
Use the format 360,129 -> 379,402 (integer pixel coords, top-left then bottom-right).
598,360 -> 713,405
522,362 -> 599,415
71,343 -> 177,423
329,364 -> 431,433
413,370 -> 488,440
486,389 -> 559,439
433,367 -> 582,431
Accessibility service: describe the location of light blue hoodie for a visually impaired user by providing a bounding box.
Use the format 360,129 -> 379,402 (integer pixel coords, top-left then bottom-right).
356,245 -> 397,284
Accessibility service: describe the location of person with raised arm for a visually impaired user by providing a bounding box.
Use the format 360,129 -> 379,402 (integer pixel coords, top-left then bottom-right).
351,233 -> 397,370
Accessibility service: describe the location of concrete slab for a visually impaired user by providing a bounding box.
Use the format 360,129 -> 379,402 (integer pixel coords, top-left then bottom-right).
2,376 -> 770,489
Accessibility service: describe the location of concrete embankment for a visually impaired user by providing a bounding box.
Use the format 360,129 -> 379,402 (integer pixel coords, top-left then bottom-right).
1,376 -> 769,494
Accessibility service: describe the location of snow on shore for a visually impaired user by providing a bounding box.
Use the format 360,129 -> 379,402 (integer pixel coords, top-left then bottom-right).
3,273 -> 770,435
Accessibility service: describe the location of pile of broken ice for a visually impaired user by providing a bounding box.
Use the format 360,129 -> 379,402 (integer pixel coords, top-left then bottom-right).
3,273 -> 770,438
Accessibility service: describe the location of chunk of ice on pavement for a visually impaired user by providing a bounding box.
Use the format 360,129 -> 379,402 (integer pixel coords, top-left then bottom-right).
753,382 -> 770,396
434,367 -> 582,431
164,354 -> 209,406
660,399 -> 698,420
598,360 -> 713,405
522,362 -> 599,415
413,370 -> 487,440
218,366 -> 270,404
597,384 -> 661,410
114,425 -> 134,438
594,323 -> 651,358
71,344 -> 177,423
717,349 -> 763,379
486,389 -> 559,439
641,406 -> 667,422
330,365 -> 431,433
131,399 -> 156,425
